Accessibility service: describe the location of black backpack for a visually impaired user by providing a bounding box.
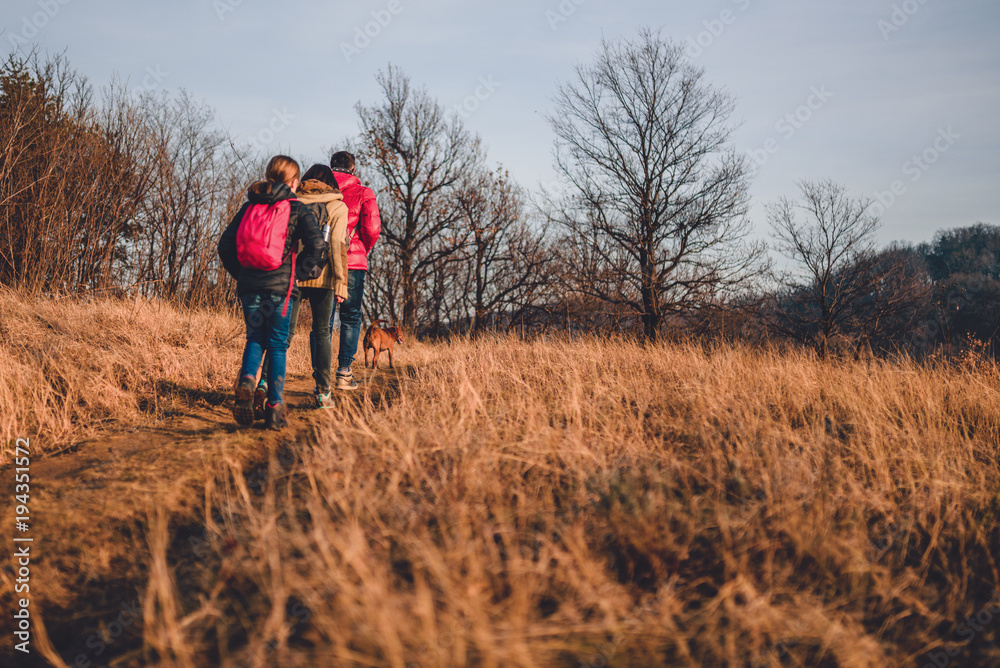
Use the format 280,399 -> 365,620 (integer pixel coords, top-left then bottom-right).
304,201 -> 331,240
296,201 -> 330,281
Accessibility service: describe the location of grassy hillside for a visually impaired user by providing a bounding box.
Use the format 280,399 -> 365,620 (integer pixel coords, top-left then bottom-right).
0,290 -> 313,461
2,294 -> 1000,667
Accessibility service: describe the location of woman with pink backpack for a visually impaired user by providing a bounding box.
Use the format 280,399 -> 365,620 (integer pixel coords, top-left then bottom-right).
217,155 -> 326,430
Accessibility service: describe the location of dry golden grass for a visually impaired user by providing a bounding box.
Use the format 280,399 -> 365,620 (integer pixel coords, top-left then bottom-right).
0,289 -> 311,462
156,336 -> 1000,666
4,294 -> 1000,667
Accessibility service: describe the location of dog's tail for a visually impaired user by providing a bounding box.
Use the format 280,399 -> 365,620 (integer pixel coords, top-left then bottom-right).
370,319 -> 388,328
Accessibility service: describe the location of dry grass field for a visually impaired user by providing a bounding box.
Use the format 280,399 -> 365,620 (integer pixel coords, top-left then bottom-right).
3,291 -> 1000,667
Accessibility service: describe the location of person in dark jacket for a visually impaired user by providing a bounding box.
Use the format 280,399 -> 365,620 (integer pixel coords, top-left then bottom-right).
217,155 -> 326,430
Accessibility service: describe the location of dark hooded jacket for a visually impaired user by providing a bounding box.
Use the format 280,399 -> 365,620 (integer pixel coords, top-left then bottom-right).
217,181 -> 327,296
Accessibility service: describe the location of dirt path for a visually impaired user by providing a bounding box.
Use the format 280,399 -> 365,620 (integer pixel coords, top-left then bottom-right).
1,370 -> 395,668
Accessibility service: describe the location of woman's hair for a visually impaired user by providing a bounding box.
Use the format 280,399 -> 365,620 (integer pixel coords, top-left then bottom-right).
301,164 -> 341,192
264,155 -> 300,186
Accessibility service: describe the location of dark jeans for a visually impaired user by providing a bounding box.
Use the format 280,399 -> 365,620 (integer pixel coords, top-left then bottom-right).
239,292 -> 292,405
301,287 -> 337,391
261,288 -> 337,391
335,270 -> 366,371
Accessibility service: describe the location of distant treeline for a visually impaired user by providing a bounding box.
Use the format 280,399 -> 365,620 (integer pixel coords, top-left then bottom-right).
0,52 -> 251,306
2,48 -> 996,357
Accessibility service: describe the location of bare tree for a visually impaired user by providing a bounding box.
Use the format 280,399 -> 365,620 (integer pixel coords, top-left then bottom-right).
0,51 -> 248,305
768,179 -> 898,356
547,28 -> 763,340
917,223 -> 1000,351
858,245 -> 933,353
454,167 -> 552,336
0,52 -> 149,295
355,65 -> 482,330
134,89 -> 251,305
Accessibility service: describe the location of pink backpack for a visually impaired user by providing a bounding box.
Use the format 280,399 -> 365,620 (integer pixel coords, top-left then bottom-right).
236,200 -> 298,316
236,200 -> 292,270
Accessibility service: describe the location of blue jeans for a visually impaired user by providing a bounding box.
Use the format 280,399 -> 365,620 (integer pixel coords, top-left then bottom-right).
261,287 -> 337,391
335,270 -> 366,371
239,292 -> 292,405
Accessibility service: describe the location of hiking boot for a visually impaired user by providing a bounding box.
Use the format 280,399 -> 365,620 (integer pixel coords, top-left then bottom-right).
314,389 -> 334,408
253,382 -> 267,421
335,370 -> 358,391
233,377 -> 256,427
264,402 -> 288,431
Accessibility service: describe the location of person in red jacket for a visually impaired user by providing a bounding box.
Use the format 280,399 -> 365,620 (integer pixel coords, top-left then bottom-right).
330,151 -> 381,390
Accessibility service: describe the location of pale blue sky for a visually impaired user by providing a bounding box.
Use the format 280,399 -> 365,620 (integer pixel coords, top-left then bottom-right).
3,0 -> 998,246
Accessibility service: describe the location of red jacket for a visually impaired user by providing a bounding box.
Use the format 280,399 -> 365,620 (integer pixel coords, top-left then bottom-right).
332,171 -> 381,271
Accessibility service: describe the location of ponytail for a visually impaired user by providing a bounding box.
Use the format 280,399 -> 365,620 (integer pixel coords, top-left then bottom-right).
265,155 -> 300,187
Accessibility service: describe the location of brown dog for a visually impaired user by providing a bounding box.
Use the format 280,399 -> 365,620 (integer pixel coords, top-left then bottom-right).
363,319 -> 404,369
